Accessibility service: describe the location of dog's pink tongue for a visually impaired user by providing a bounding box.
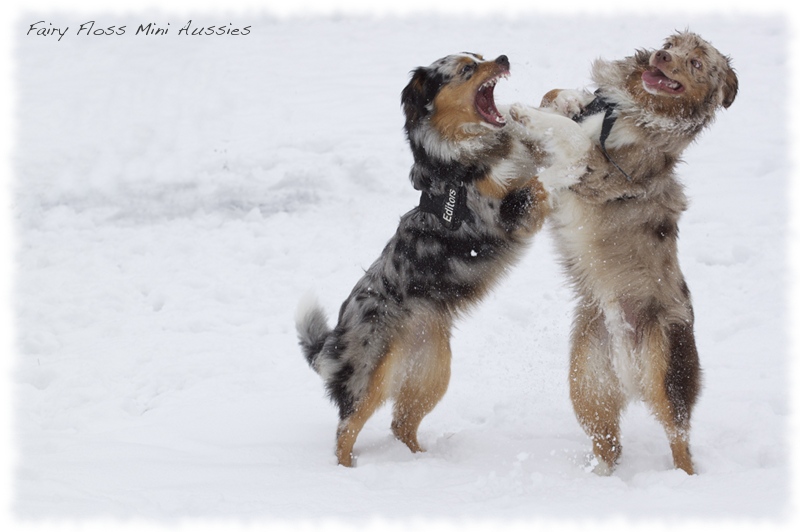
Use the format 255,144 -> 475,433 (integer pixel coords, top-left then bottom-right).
642,69 -> 684,94
642,69 -> 665,85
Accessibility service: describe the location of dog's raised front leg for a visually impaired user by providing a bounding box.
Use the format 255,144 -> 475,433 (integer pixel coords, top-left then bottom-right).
508,103 -> 592,191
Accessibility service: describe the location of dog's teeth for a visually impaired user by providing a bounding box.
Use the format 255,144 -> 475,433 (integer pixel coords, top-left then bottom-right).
656,77 -> 680,90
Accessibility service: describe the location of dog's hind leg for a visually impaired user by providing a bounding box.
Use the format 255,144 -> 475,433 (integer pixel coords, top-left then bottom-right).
569,300 -> 626,475
335,353 -> 395,467
641,319 -> 701,475
391,318 -> 452,454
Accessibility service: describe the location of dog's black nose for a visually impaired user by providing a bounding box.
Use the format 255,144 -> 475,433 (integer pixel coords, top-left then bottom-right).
655,50 -> 672,63
496,55 -> 510,69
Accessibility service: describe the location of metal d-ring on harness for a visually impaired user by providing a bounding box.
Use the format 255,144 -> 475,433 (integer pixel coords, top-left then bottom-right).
574,93 -> 633,181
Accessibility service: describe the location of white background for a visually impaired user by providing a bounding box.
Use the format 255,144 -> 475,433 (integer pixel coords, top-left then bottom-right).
3,1 -> 798,530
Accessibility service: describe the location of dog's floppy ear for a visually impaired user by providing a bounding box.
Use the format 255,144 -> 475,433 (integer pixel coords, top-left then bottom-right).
401,67 -> 443,131
719,60 -> 738,109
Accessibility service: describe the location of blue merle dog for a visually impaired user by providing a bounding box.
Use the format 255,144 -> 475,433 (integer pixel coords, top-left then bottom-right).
297,53 -> 594,466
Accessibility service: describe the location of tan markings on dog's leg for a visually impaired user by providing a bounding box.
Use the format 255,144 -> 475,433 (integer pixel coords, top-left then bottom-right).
641,322 -> 697,475
335,352 -> 396,467
540,88 -> 563,108
531,178 -> 549,213
668,431 -> 694,475
475,175 -> 509,200
517,179 -> 550,236
391,319 -> 452,453
570,301 -> 625,472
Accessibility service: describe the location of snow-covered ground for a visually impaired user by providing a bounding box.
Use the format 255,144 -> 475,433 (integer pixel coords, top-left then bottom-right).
7,7 -> 793,528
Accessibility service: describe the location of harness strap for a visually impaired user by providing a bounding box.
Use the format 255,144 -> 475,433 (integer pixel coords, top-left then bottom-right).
575,94 -> 632,181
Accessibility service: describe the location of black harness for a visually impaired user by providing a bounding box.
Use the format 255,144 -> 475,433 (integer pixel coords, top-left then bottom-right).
574,93 -> 633,181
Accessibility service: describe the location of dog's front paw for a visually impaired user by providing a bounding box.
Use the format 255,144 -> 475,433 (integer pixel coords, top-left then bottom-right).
509,103 -> 559,141
509,103 -> 535,127
549,89 -> 593,119
536,119 -> 593,191
537,161 -> 587,192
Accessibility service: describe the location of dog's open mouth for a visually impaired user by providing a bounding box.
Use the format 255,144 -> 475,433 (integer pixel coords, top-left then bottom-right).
642,67 -> 685,95
475,74 -> 508,127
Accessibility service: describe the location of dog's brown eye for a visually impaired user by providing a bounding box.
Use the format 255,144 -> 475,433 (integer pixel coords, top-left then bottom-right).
460,63 -> 476,76
691,59 -> 703,69
663,42 -> 673,49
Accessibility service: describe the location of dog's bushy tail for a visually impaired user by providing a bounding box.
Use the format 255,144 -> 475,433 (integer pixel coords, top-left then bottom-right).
295,293 -> 331,372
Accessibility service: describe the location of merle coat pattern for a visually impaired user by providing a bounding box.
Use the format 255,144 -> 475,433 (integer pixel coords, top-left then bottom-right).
540,32 -> 738,475
297,53 -> 593,466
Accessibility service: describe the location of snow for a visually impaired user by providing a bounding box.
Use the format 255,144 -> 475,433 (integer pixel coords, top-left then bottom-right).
5,5 -> 796,530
